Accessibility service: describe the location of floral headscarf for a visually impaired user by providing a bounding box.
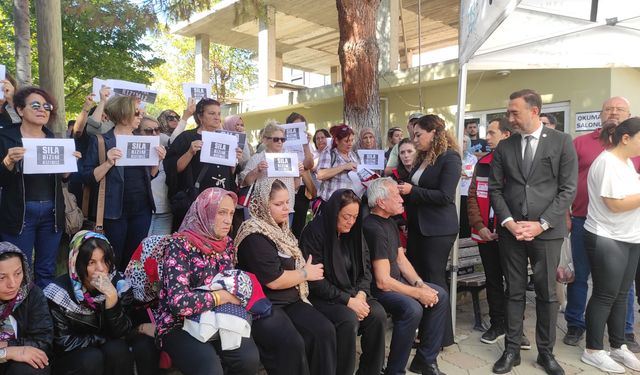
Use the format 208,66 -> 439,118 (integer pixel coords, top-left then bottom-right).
235,178 -> 309,303
223,115 -> 242,132
0,242 -> 32,341
179,188 -> 238,255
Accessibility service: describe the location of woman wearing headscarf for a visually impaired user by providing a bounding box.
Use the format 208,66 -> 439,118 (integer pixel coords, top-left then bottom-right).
43,231 -> 135,375
0,242 -> 53,375
357,127 -> 377,151
299,189 -> 386,375
223,115 -> 252,236
155,188 -> 260,375
236,178 -> 336,375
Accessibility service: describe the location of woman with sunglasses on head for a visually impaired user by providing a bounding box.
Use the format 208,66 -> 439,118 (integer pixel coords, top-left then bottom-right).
157,97 -> 196,146
44,231 -> 135,375
0,86 -> 81,288
164,98 -> 243,230
239,120 -> 302,223
316,124 -> 360,204
81,96 -> 166,272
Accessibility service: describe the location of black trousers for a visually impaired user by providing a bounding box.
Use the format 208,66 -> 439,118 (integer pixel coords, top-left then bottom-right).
162,329 -> 260,375
53,338 -> 134,375
128,333 -> 159,375
498,229 -> 562,354
292,186 -> 310,238
251,300 -> 336,375
478,240 -> 506,327
311,297 -> 386,375
407,230 -> 456,346
0,362 -> 49,375
585,231 -> 640,350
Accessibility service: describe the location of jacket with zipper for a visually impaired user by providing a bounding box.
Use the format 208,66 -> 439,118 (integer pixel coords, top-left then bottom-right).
0,125 -> 65,235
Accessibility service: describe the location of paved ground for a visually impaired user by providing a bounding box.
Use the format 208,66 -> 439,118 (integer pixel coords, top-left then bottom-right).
402,289 -> 640,375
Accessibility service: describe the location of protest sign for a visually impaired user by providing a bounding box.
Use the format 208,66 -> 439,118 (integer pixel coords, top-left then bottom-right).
0,64 -> 5,100
182,83 -> 212,102
281,122 -> 308,146
115,135 -> 160,166
357,149 -> 385,170
284,144 -> 305,163
92,78 -> 158,104
201,131 -> 237,167
266,152 -> 299,178
22,138 -> 77,174
215,130 -> 247,149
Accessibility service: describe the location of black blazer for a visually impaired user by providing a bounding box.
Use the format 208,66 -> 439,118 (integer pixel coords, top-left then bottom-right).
406,149 -> 462,237
489,126 -> 577,240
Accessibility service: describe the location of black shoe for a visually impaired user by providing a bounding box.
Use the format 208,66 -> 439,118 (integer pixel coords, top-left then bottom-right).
536,353 -> 565,375
422,362 -> 446,375
492,351 -> 521,374
527,280 -> 535,291
521,333 -> 531,350
625,333 -> 640,353
481,325 -> 505,344
562,326 -> 584,346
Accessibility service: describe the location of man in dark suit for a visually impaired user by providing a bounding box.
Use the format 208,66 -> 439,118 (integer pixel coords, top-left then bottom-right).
489,89 -> 578,375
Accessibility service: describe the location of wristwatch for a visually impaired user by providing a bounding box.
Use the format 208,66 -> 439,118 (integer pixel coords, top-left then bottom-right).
0,347 -> 7,363
540,218 -> 550,231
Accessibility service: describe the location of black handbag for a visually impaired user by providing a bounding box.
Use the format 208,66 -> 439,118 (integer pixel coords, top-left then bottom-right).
170,165 -> 209,225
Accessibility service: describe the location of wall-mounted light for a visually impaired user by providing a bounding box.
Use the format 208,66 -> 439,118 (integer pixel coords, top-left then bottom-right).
496,70 -> 511,77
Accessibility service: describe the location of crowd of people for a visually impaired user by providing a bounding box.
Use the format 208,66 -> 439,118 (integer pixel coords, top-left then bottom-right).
1,74 -> 640,375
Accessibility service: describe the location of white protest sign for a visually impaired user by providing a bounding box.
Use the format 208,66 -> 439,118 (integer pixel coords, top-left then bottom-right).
266,152 -> 300,178
0,64 -> 5,100
347,171 -> 366,197
201,131 -> 237,167
22,138 -> 77,174
281,122 -> 308,146
357,149 -> 385,170
182,83 -> 212,102
284,144 -> 305,163
575,111 -> 601,132
215,130 -> 246,149
92,78 -> 158,104
115,135 -> 160,166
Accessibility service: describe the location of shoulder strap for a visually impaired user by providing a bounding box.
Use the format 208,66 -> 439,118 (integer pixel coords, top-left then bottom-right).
194,164 -> 210,191
95,134 -> 106,233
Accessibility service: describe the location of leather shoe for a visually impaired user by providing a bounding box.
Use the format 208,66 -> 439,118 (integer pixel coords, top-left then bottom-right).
536,353 -> 565,375
492,351 -> 520,374
422,362 -> 446,375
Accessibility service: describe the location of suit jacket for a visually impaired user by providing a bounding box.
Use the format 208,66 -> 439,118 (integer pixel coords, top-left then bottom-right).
406,149 -> 462,237
489,126 -> 577,240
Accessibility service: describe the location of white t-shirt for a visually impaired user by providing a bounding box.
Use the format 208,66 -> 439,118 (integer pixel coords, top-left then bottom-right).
584,151 -> 640,243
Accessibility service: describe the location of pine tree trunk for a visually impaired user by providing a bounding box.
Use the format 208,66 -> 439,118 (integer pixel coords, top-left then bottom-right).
336,0 -> 381,141
35,0 -> 66,136
13,0 -> 32,87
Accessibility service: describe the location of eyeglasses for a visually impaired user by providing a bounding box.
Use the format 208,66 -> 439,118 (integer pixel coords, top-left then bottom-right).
166,115 -> 180,121
142,127 -> 160,135
603,107 -> 628,113
266,136 -> 287,143
29,101 -> 54,112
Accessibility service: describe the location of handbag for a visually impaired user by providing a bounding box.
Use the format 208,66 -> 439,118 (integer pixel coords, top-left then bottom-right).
170,165 -> 209,225
237,183 -> 254,208
81,134 -> 107,234
62,182 -> 84,237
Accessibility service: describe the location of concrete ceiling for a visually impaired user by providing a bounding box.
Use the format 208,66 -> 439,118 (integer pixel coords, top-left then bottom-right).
171,0 -> 459,75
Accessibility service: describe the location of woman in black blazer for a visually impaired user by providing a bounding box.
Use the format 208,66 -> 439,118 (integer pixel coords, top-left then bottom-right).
397,114 -> 461,347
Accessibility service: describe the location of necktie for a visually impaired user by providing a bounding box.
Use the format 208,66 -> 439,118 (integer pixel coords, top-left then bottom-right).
522,135 -> 533,217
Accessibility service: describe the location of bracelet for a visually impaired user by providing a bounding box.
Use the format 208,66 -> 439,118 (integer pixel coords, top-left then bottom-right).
212,291 -> 219,306
300,268 -> 308,280
413,279 -> 424,287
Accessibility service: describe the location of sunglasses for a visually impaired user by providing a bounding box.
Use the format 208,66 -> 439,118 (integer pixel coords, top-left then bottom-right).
142,127 -> 160,135
30,101 -> 54,112
166,115 -> 180,121
266,136 -> 287,143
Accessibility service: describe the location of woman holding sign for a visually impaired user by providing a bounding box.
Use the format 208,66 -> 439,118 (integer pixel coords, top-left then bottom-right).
81,96 -> 166,272
164,98 -> 243,230
316,124 -> 360,204
0,86 -> 80,288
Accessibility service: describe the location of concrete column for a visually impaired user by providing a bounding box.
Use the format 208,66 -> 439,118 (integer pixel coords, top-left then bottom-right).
258,6 -> 277,96
274,52 -> 283,94
330,65 -> 342,84
377,0 -> 400,73
195,34 -> 210,84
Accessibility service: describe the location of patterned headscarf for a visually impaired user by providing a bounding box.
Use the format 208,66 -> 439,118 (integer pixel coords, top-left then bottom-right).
357,127 -> 377,150
0,242 -> 32,341
179,188 -> 238,255
223,115 -> 242,132
235,178 -> 309,303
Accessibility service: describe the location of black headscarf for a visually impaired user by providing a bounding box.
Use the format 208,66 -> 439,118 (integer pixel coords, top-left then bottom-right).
299,189 -> 371,303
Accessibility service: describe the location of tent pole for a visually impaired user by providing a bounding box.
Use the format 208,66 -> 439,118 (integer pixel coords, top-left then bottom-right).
451,62 -> 468,337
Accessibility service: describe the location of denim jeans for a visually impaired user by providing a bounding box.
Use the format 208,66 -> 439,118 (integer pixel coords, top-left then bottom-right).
1,200 -> 63,289
148,212 -> 173,236
375,284 -> 448,375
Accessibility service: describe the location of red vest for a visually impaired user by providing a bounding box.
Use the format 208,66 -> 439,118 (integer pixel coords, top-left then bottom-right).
470,152 -> 495,243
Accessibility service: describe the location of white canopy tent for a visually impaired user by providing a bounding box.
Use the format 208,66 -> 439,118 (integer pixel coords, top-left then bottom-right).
451,0 -> 640,334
